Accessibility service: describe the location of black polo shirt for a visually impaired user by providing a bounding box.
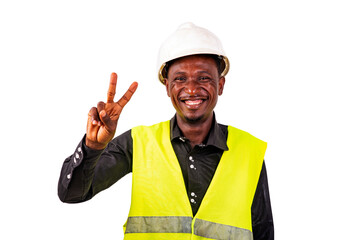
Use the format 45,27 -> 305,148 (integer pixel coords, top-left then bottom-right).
58,114 -> 274,240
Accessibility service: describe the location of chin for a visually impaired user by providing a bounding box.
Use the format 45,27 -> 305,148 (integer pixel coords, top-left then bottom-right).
183,113 -> 205,123
185,116 -> 203,123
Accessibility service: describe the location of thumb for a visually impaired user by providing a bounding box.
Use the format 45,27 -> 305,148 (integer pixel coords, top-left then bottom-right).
99,110 -> 115,131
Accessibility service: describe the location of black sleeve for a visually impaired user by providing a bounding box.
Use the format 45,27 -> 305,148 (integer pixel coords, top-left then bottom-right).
251,161 -> 274,240
57,130 -> 133,203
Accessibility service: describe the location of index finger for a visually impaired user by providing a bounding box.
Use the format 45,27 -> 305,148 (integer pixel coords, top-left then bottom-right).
107,72 -> 117,103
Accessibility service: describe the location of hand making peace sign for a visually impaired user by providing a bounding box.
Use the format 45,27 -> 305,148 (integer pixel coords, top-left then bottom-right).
86,73 -> 138,150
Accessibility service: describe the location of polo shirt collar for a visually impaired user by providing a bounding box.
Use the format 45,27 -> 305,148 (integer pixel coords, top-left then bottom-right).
170,113 -> 228,151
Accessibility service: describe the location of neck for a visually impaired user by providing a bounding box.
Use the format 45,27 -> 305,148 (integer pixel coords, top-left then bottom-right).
176,112 -> 213,148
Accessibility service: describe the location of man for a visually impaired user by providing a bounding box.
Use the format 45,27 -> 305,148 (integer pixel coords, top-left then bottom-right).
58,22 -> 274,240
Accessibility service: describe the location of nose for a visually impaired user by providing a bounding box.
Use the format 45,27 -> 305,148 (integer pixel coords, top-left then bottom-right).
184,79 -> 200,95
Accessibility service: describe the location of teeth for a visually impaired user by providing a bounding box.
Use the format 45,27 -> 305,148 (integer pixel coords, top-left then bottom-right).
185,100 -> 203,105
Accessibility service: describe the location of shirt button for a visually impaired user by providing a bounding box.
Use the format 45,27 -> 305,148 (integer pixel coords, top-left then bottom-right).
191,192 -> 196,197
189,156 -> 194,162
190,164 -> 194,169
73,157 -> 77,164
75,153 -> 80,159
190,198 -> 196,204
67,173 -> 71,179
77,147 -> 82,152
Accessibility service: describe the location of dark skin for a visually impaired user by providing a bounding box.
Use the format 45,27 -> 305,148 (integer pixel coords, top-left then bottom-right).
86,55 -> 225,150
164,55 -> 225,148
86,73 -> 138,150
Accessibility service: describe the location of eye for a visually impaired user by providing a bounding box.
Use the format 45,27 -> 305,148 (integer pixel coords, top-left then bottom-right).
174,76 -> 186,82
198,76 -> 211,82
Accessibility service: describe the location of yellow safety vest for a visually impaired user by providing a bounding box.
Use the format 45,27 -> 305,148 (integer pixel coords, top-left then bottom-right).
123,121 -> 267,240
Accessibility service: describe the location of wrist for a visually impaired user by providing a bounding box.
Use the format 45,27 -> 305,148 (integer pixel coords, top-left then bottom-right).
85,138 -> 107,150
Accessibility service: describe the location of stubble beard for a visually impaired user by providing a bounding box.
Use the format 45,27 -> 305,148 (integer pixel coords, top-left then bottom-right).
185,116 -> 203,123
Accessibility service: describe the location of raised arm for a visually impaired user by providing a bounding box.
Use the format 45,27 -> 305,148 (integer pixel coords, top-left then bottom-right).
58,73 -> 137,203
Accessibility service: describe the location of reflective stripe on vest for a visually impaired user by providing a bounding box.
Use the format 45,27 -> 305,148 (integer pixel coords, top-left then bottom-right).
125,216 -> 253,240
125,216 -> 192,233
194,218 -> 253,240
125,121 -> 266,240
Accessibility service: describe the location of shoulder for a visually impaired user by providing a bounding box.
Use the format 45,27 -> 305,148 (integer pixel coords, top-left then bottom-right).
228,125 -> 265,141
132,121 -> 170,133
224,125 -> 267,153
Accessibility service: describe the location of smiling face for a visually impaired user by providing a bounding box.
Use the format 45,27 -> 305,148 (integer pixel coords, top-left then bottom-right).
164,54 -> 225,125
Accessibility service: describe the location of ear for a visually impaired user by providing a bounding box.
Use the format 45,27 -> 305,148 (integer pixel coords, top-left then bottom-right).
218,77 -> 225,96
164,78 -> 170,97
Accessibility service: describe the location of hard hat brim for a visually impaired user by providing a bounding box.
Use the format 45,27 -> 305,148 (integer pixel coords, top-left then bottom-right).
158,54 -> 230,85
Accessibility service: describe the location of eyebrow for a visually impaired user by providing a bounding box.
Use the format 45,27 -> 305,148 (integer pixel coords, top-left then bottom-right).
173,70 -> 212,75
197,70 -> 211,75
173,71 -> 186,75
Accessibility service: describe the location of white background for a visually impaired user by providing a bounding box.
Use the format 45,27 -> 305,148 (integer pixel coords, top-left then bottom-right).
1,0 -> 358,239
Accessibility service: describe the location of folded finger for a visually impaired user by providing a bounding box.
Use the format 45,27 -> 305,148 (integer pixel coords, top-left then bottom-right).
88,107 -> 99,124
97,101 -> 106,115
97,101 -> 110,128
87,107 -> 101,138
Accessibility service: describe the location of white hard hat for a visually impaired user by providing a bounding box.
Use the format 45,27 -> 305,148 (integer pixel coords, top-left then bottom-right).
157,22 -> 230,84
